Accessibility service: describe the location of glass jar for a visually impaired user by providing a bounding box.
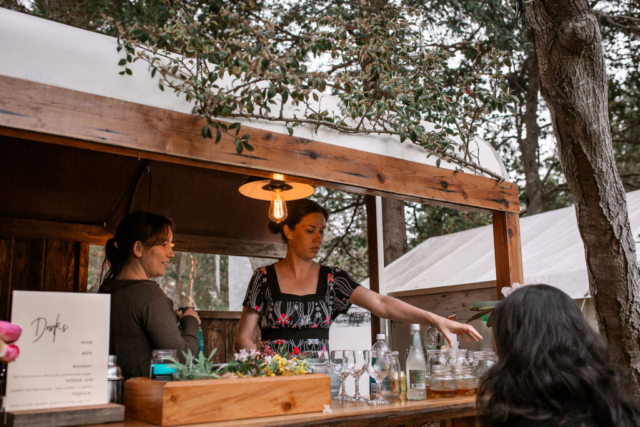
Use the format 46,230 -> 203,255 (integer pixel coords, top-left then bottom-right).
383,351 -> 402,398
474,351 -> 498,379
466,350 -> 475,366
453,366 -> 477,396
429,365 -> 456,398
150,349 -> 178,381
427,350 -> 447,375
446,349 -> 469,366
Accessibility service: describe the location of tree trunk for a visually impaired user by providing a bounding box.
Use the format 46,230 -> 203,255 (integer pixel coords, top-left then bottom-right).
519,54 -> 544,215
382,198 -> 409,266
524,0 -> 640,396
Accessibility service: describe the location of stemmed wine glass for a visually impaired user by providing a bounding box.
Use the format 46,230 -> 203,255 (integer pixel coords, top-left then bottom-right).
350,350 -> 369,402
367,350 -> 392,405
330,350 -> 353,401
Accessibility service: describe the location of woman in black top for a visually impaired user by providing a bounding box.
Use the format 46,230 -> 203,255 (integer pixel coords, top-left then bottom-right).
478,285 -> 640,427
98,211 -> 200,379
235,199 -> 481,355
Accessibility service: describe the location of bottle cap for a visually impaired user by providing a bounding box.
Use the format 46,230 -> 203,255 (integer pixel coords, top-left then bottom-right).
410,324 -> 420,331
376,334 -> 386,340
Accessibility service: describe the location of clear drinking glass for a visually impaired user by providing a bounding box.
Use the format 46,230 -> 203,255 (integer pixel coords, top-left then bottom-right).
367,350 -> 392,405
330,350 -> 353,401
427,350 -> 447,375
351,350 -> 369,402
306,350 -> 330,374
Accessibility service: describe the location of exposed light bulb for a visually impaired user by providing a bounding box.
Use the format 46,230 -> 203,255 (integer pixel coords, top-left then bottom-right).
269,189 -> 288,223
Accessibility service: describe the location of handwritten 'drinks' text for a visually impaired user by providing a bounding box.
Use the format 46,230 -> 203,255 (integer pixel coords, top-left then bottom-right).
31,314 -> 69,343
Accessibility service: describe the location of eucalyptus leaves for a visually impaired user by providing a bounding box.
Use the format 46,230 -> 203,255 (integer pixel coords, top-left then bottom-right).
114,0 -> 516,179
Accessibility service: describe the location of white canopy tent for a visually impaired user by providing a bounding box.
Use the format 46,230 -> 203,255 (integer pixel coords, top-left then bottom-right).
376,189 -> 640,299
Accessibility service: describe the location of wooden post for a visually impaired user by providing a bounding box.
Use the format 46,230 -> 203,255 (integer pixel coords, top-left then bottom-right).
366,195 -> 385,343
492,211 -> 524,299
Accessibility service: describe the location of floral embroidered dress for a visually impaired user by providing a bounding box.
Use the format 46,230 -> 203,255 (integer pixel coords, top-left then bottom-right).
242,264 -> 360,356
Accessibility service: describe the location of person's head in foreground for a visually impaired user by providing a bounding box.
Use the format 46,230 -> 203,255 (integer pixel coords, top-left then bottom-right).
479,284 -> 640,427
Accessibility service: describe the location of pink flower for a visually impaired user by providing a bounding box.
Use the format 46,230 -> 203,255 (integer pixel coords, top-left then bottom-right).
0,321 -> 22,342
235,349 -> 249,362
312,324 -> 318,328
323,315 -> 331,325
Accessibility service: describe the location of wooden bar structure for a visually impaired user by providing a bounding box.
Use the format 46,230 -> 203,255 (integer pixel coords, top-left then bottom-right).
0,9 -> 524,424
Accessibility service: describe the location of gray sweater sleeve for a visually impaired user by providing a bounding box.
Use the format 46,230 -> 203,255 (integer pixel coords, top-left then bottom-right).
141,287 -> 200,362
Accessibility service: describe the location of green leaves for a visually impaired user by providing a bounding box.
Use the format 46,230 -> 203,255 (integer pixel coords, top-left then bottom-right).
112,1 -> 514,181
169,349 -> 219,381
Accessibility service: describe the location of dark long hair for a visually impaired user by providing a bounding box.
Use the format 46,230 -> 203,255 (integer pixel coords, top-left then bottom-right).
100,211 -> 174,284
268,199 -> 329,243
479,284 -> 640,427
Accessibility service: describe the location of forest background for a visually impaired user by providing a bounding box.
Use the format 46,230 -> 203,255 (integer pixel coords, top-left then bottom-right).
2,0 -> 637,310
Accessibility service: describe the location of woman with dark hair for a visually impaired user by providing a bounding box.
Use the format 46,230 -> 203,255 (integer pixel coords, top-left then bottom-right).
235,199 -> 481,355
479,284 -> 640,427
98,211 -> 200,379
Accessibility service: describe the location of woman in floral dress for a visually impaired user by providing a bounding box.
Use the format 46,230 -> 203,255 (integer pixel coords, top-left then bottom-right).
234,199 -> 481,355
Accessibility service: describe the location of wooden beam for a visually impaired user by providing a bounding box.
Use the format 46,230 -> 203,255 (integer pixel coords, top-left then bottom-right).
0,217 -> 287,258
0,217 -> 112,245
366,195 -> 384,342
387,280 -> 496,299
172,234 -> 286,259
492,211 -> 524,299
0,76 -> 520,214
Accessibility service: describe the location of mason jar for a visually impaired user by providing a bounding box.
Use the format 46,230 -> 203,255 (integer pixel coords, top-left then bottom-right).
453,366 -> 477,396
474,351 -> 498,379
150,349 -> 178,381
427,350 -> 447,375
446,349 -> 469,366
429,365 -> 456,398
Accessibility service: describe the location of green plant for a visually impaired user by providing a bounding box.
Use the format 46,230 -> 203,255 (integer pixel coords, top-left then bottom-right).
113,0 -> 516,179
169,348 -> 221,380
466,300 -> 499,327
466,283 -> 523,326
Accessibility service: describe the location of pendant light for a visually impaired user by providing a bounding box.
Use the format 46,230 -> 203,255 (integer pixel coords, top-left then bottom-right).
238,175 -> 315,223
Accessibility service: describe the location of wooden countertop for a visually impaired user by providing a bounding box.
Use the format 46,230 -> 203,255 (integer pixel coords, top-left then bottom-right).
85,396 -> 477,427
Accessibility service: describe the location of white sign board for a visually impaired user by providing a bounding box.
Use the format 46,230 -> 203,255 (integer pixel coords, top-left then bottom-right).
3,291 -> 110,411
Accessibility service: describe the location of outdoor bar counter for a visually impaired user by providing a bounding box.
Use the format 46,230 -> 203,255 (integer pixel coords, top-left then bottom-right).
86,396 -> 477,427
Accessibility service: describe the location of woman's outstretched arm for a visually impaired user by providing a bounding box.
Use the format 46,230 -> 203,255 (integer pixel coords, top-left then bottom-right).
349,286 -> 482,347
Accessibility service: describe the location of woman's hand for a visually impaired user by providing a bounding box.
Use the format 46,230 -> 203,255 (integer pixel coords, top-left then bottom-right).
177,308 -> 201,326
0,320 -> 22,363
433,316 -> 482,348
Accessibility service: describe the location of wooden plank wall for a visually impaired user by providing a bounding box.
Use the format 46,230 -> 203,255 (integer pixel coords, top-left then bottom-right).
388,282 -> 497,323
199,311 -> 260,364
0,236 -> 88,321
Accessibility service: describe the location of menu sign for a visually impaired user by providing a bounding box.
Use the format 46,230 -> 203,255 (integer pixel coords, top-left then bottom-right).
3,291 -> 111,411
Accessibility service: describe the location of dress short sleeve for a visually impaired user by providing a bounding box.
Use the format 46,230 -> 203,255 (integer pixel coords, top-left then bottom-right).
329,267 -> 361,318
242,267 -> 268,314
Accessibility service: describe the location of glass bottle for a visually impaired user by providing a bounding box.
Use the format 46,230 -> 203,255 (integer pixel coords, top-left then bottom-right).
406,324 -> 427,400
370,334 -> 390,395
383,351 -> 402,398
423,325 -> 442,350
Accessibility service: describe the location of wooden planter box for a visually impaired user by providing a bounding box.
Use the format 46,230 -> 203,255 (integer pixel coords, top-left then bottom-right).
124,374 -> 331,426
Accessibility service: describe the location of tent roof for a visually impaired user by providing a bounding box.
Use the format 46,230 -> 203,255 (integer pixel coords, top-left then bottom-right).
0,7 -> 507,180
377,190 -> 640,299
